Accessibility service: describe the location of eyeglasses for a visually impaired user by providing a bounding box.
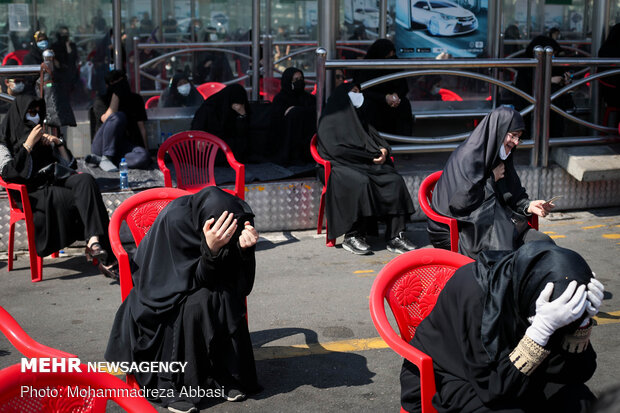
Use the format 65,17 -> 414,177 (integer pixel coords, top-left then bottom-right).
507,132 -> 523,144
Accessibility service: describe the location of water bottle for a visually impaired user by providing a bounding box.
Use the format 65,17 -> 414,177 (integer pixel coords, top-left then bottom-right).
160,132 -> 166,146
119,158 -> 129,190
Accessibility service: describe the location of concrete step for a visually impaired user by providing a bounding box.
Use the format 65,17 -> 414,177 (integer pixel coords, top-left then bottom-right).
552,145 -> 620,182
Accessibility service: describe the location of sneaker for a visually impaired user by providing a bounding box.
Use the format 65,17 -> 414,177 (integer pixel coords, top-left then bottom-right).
167,401 -> 198,413
99,155 -> 118,172
387,232 -> 417,254
85,154 -> 101,165
342,235 -> 372,255
224,388 -> 246,402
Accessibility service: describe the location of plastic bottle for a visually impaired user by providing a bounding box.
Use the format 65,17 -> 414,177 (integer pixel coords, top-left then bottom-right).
119,158 -> 129,190
160,132 -> 166,146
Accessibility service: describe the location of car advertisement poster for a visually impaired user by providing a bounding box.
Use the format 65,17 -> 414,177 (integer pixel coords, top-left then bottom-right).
394,0 -> 488,58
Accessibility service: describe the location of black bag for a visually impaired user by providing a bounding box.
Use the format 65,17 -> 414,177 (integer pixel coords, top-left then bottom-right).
38,162 -> 77,186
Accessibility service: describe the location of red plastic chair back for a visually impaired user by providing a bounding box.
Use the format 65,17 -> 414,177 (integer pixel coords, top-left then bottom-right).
196,82 -> 225,99
259,77 -> 281,101
0,177 -> 60,282
370,249 -> 474,413
309,134 -> 335,247
418,171 -> 538,253
144,95 -> 159,109
157,130 -> 245,199
108,188 -> 189,301
438,88 -> 463,102
2,50 -> 27,66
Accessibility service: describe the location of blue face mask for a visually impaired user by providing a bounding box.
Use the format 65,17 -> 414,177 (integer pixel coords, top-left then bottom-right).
37,40 -> 49,50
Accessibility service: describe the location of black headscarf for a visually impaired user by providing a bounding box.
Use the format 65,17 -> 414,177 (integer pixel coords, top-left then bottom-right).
272,67 -> 315,112
432,106 -> 524,214
524,35 -> 562,58
131,186 -> 255,317
364,38 -> 396,59
191,83 -> 249,135
320,82 -> 356,119
599,23 -> 620,57
0,94 -> 45,155
280,67 -> 303,95
474,242 -> 593,361
159,73 -> 203,107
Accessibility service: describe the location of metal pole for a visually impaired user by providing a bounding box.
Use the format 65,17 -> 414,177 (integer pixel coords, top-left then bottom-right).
265,0 -> 271,36
133,37 -> 141,94
541,46 -> 553,168
531,46 -> 544,167
379,0 -> 387,39
489,0 -> 501,108
318,0 -> 337,98
154,0 -> 163,43
263,35 -> 273,80
316,48 -> 327,127
113,0 -> 123,71
251,0 -> 260,101
591,0 -> 610,128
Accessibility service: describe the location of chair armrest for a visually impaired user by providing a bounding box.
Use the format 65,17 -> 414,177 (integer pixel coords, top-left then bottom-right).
223,150 -> 245,200
0,307 -> 76,359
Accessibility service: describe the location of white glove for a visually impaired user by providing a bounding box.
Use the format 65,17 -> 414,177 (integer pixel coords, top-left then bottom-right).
585,277 -> 604,318
526,281 -> 588,346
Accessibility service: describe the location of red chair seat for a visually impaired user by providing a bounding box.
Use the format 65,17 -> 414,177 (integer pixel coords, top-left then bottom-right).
196,82 -> 226,99
145,95 -> 160,109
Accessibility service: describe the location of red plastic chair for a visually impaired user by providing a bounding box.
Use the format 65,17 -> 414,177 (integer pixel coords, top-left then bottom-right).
2,50 -> 28,66
196,82 -> 225,99
144,95 -> 159,109
369,249 -> 474,413
309,134 -> 336,247
418,171 -> 538,253
0,306 -> 157,412
108,187 -> 189,301
259,77 -> 281,102
157,130 -> 245,199
0,177 -> 59,282
438,88 -> 463,102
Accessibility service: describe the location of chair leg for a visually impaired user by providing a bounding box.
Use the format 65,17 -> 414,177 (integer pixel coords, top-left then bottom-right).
25,220 -> 42,283
51,251 -> 59,258
7,222 -> 15,272
317,193 -> 325,235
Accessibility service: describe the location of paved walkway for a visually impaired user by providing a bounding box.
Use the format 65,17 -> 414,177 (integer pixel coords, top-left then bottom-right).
1,208 -> 619,412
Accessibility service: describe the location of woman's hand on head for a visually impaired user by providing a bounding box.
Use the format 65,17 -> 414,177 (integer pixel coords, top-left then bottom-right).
528,200 -> 555,217
492,162 -> 505,181
202,211 -> 238,255
373,148 -> 388,165
239,221 -> 259,250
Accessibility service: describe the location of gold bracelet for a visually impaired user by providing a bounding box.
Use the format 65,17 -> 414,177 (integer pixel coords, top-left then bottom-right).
23,142 -> 32,152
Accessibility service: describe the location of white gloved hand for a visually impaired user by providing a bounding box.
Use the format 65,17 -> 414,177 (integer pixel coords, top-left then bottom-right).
526,281 -> 588,346
585,277 -> 604,318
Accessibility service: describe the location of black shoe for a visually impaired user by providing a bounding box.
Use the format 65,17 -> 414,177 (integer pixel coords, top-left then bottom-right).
224,388 -> 247,402
167,400 -> 198,413
387,233 -> 416,254
342,235 -> 372,255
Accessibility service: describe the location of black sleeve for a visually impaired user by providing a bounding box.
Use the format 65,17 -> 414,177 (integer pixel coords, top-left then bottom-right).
497,158 -> 529,213
194,237 -> 225,288
131,94 -> 148,122
0,144 -> 32,184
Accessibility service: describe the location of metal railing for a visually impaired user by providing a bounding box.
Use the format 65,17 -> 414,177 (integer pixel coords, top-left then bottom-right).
316,47 -> 620,167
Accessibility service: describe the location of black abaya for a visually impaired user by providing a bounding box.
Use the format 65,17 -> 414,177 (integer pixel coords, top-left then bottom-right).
0,95 -> 111,259
191,84 -> 250,163
428,106 -> 543,259
598,24 -> 620,108
354,39 -> 413,136
105,187 -> 259,408
401,243 -> 597,413
317,83 -> 415,240
270,67 -> 316,164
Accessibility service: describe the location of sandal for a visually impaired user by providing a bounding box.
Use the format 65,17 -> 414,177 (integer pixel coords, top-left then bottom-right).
85,242 -> 108,263
98,262 -> 119,280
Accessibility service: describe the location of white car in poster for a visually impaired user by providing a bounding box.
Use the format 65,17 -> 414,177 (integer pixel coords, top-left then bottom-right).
411,0 -> 478,36
353,7 -> 393,31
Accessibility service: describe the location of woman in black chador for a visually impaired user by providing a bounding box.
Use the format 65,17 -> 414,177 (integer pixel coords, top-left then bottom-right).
354,38 -> 413,136
317,83 -> 416,255
191,84 -> 250,163
105,187 -> 260,412
159,73 -> 204,108
427,106 -> 553,259
401,242 -> 604,413
0,95 -> 115,277
270,67 -> 316,165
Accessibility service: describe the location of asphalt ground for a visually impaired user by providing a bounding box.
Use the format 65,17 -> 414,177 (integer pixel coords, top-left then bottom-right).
1,207 -> 619,412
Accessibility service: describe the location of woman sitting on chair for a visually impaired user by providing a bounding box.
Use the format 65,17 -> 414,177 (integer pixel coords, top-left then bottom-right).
158,73 -> 204,108
106,187 -> 260,413
401,242 -> 603,413
317,83 -> 416,255
0,95 -> 116,278
427,106 -> 553,259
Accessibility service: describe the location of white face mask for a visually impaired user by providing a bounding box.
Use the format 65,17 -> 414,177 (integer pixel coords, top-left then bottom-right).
499,143 -> 510,160
209,33 -> 218,41
348,91 -> 364,108
177,83 -> 191,96
10,82 -> 24,94
25,113 -> 40,124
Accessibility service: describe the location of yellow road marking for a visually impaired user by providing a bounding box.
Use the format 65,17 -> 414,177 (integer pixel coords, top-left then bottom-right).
354,270 -> 375,274
254,337 -> 388,361
582,224 -> 606,230
543,231 -> 556,234
595,311 -> 620,325
549,235 -> 566,239
602,234 -> 620,239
